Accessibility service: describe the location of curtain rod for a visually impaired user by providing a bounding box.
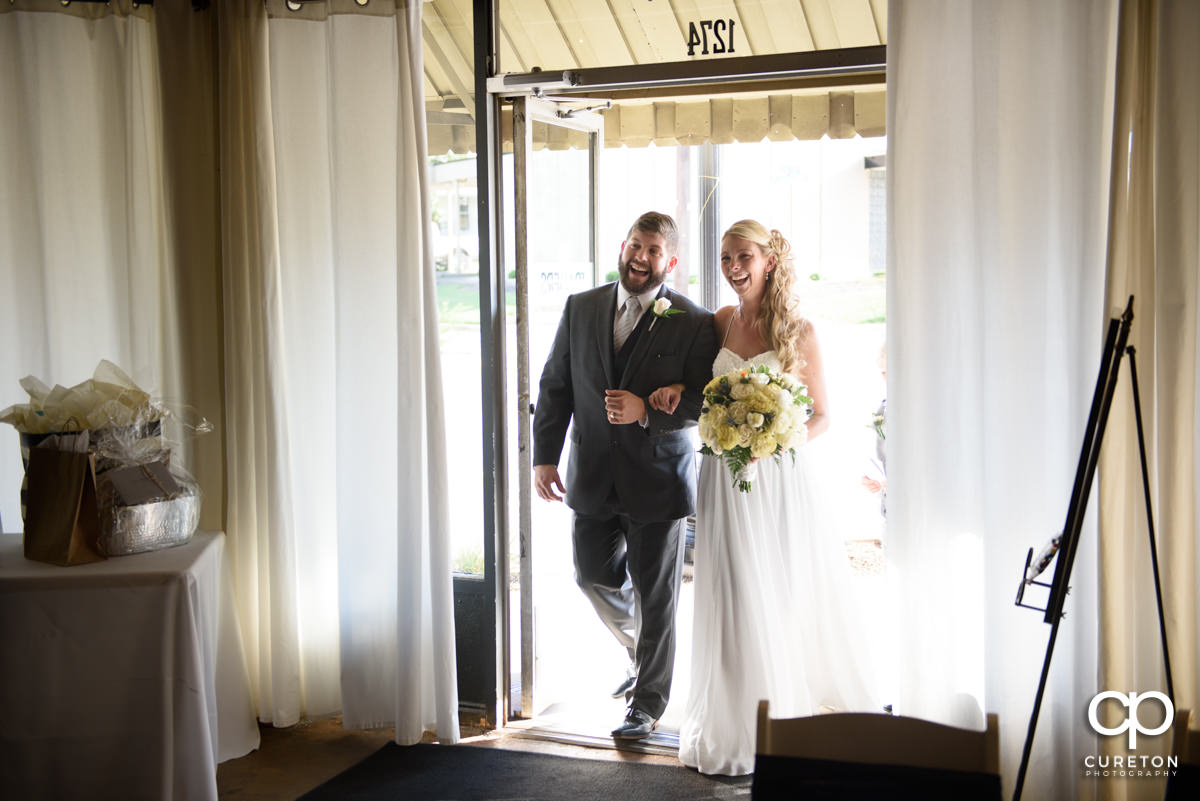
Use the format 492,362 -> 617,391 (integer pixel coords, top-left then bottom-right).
61,0 -> 210,9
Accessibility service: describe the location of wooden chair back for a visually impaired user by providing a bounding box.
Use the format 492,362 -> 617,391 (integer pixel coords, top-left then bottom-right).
1166,708 -> 1198,801
752,700 -> 1001,800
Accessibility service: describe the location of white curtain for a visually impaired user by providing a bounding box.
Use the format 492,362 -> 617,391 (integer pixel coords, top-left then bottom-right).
0,2 -> 183,529
888,0 -> 1114,798
889,1 -> 1199,800
1,0 -> 458,746
217,0 -> 458,742
1098,1 -> 1200,799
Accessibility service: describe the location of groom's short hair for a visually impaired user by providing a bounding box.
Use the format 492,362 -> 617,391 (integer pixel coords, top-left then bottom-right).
627,211 -> 679,255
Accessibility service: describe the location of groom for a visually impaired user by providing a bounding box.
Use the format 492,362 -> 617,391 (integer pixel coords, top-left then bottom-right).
533,211 -> 716,740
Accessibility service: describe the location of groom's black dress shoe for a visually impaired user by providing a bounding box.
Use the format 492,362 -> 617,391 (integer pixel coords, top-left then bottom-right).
611,708 -> 657,740
610,674 -> 637,699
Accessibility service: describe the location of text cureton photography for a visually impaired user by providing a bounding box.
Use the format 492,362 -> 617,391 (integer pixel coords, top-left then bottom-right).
1082,690 -> 1178,778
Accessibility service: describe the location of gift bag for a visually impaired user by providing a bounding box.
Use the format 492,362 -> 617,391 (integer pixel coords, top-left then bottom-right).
23,447 -> 106,566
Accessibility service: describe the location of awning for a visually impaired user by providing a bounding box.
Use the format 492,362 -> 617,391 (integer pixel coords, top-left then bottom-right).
423,0 -> 888,154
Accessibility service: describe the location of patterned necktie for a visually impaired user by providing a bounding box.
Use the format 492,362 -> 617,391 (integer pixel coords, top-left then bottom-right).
613,296 -> 640,352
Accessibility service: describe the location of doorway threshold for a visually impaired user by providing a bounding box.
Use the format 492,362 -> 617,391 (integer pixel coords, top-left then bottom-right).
505,702 -> 681,758
506,719 -> 681,757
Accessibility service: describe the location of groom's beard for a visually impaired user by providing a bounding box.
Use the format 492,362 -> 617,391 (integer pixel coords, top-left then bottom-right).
617,253 -> 666,295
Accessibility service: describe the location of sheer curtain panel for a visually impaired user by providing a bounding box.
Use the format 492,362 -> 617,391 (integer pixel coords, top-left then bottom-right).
217,0 -> 458,742
0,2 -> 186,531
888,1 -> 1118,799
1097,2 -> 1200,799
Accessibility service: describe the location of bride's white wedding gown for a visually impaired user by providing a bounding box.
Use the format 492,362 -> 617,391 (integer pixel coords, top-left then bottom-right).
678,348 -> 879,776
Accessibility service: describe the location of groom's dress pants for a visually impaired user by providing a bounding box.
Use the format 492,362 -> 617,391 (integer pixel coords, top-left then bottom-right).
572,509 -> 685,721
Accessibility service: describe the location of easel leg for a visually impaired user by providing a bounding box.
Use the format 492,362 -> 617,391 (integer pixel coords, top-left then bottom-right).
1012,621 -> 1062,801
1126,346 -> 1175,701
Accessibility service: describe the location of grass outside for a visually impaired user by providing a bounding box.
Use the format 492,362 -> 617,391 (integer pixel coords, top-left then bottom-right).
437,276 -> 515,327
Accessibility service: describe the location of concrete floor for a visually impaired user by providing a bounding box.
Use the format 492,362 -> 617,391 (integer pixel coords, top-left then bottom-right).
216,716 -> 684,800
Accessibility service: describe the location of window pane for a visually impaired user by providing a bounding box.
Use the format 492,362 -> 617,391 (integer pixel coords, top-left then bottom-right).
430,154 -> 487,575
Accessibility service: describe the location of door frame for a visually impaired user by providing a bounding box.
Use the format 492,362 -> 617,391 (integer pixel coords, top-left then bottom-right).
469,0 -> 886,729
511,95 -> 605,720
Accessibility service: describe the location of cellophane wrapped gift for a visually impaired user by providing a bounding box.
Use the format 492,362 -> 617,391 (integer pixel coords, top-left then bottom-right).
2,360 -> 207,557
91,426 -> 201,555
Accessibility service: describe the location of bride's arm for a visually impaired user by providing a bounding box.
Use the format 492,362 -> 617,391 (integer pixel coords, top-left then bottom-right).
797,322 -> 831,441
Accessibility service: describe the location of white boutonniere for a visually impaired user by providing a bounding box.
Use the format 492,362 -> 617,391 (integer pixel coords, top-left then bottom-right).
648,297 -> 684,331
870,411 -> 886,440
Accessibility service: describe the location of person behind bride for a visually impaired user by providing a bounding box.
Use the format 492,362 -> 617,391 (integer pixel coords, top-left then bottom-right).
649,219 -> 879,776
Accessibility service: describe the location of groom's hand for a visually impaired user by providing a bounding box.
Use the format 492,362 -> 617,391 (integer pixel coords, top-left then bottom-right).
534,464 -> 565,502
604,390 -> 646,425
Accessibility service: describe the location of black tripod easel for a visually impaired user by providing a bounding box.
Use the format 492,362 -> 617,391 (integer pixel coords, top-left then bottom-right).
1011,296 -> 1174,801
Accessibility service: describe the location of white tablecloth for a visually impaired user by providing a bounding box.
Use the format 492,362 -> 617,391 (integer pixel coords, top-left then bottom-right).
0,530 -> 260,801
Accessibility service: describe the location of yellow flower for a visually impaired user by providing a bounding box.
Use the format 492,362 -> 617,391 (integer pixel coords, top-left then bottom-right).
747,412 -> 765,429
728,401 -> 750,423
717,424 -> 740,451
730,382 -> 754,400
751,432 -> 778,458
748,392 -> 772,413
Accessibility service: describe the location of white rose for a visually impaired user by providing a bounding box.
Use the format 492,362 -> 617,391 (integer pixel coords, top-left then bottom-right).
785,425 -> 809,450
737,424 -> 755,446
747,412 -> 765,429
730,382 -> 754,400
750,372 -> 770,386
653,297 -> 672,315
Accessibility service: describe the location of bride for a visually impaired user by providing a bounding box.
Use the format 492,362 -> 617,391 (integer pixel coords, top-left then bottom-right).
650,219 -> 879,776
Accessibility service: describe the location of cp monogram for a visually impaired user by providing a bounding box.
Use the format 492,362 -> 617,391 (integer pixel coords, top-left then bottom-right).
1087,690 -> 1173,749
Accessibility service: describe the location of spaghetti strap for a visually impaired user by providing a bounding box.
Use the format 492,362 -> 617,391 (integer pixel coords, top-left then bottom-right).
719,311 -> 734,350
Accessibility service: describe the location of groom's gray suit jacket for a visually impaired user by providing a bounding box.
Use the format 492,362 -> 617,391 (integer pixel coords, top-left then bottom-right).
533,282 -> 717,522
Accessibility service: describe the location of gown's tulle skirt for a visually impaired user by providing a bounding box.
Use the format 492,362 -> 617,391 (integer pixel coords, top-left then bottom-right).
678,449 -> 879,776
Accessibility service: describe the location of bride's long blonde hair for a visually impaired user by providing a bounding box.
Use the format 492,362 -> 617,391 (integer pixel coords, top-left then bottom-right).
723,219 -> 808,377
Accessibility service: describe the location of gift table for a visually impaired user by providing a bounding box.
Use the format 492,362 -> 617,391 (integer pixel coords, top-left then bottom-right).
0,530 -> 259,801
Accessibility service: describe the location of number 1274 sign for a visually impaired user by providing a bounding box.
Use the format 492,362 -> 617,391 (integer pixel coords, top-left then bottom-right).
687,19 -> 736,57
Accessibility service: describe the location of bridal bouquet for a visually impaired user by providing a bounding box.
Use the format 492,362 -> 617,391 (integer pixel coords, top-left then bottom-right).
697,365 -> 813,492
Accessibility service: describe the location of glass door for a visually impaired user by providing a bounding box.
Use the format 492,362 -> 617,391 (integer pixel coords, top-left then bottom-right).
476,0 -> 891,737
507,95 -> 605,722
